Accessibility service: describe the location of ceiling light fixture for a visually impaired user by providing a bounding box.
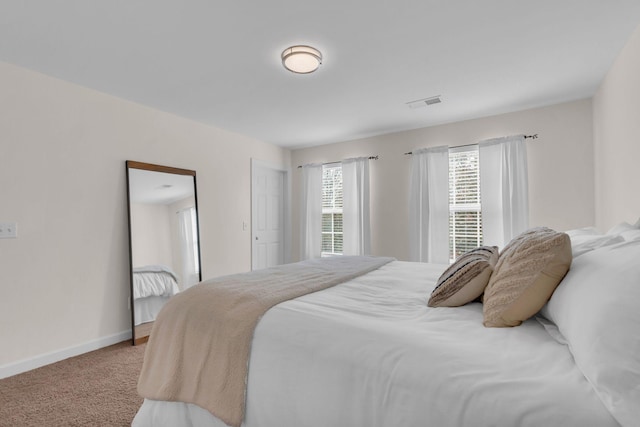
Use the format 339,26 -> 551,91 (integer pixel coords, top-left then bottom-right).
281,45 -> 322,74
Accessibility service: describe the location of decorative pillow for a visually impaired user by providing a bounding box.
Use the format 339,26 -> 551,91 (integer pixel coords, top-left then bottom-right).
483,227 -> 571,327
428,246 -> 498,307
540,240 -> 640,427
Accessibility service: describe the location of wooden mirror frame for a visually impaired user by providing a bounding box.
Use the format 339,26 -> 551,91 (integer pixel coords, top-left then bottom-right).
125,160 -> 202,345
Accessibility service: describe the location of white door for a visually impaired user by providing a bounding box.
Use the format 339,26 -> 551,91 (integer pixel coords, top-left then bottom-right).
252,164 -> 285,270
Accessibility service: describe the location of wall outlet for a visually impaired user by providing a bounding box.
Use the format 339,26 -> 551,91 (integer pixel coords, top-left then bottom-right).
0,222 -> 17,239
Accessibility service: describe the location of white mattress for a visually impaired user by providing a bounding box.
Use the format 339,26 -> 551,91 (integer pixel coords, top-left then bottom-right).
132,261 -> 619,427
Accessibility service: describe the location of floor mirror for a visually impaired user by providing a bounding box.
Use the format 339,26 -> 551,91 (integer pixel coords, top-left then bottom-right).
125,161 -> 202,345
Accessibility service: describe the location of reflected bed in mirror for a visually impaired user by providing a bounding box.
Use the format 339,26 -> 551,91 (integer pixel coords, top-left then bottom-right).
126,161 -> 202,345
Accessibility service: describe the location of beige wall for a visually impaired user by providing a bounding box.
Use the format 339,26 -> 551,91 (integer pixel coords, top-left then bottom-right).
0,62 -> 290,368
291,99 -> 595,261
593,23 -> 640,231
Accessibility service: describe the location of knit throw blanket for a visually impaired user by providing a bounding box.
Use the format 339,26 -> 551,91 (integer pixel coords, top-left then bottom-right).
137,256 -> 394,427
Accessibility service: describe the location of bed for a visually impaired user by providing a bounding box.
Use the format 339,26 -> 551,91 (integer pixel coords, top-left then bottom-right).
132,226 -> 640,427
132,265 -> 180,326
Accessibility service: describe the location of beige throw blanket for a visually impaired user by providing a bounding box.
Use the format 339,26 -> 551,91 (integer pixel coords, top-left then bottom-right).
137,255 -> 394,427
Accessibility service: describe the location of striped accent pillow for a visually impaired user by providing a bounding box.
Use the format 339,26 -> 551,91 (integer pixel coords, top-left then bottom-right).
428,246 -> 499,307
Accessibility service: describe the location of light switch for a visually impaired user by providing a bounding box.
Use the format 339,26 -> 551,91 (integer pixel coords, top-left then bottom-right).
242,221 -> 248,231
0,222 -> 17,239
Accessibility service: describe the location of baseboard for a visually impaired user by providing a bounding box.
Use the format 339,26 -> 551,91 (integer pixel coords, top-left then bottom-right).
0,330 -> 132,380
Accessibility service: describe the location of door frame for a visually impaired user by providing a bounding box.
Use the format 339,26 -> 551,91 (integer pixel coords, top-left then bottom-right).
251,158 -> 291,270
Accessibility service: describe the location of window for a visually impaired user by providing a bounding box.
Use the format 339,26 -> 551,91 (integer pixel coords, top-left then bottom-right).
177,206 -> 200,287
321,164 -> 343,255
449,147 -> 482,261
187,207 -> 200,275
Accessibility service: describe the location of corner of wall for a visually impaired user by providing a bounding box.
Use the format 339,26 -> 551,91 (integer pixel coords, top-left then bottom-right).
592,22 -> 640,230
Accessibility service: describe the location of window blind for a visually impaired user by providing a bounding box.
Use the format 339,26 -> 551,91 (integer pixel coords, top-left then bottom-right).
321,164 -> 343,255
449,147 -> 482,261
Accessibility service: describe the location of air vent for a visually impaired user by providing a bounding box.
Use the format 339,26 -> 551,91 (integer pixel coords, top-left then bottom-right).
425,96 -> 442,105
406,95 -> 442,109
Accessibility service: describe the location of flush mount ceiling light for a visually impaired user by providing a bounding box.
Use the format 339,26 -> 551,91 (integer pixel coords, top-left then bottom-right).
281,45 -> 322,74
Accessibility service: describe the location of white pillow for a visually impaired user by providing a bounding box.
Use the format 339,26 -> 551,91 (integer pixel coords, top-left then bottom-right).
541,240 -> 640,427
565,226 -> 600,238
619,228 -> 640,242
606,222 -> 636,236
569,234 -> 624,257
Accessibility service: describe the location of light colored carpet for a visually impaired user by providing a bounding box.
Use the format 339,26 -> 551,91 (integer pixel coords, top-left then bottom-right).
0,341 -> 145,426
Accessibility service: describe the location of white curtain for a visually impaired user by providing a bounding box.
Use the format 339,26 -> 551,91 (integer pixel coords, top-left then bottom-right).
408,146 -> 450,263
300,164 -> 323,260
342,157 -> 371,255
178,207 -> 200,289
479,134 -> 529,248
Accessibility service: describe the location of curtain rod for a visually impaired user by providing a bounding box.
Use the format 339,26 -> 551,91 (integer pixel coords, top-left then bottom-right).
403,134 -> 538,155
297,155 -> 379,169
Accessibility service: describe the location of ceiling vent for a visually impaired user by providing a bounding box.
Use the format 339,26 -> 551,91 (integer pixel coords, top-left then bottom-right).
406,95 -> 442,109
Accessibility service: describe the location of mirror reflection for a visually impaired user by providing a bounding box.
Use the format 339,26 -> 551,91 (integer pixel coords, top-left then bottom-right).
126,161 -> 202,345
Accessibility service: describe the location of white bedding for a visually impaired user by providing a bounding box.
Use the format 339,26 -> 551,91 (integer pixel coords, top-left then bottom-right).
133,261 -> 619,427
134,295 -> 171,326
132,268 -> 180,299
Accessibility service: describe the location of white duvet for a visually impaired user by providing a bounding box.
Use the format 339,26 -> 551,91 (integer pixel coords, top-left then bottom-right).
133,261 -> 619,427
132,268 -> 180,299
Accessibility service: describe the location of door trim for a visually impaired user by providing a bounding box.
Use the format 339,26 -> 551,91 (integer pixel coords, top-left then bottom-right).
251,159 -> 291,270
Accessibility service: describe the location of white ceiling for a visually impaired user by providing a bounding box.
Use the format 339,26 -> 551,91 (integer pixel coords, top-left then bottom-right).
2,1 -> 640,149
129,168 -> 195,205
